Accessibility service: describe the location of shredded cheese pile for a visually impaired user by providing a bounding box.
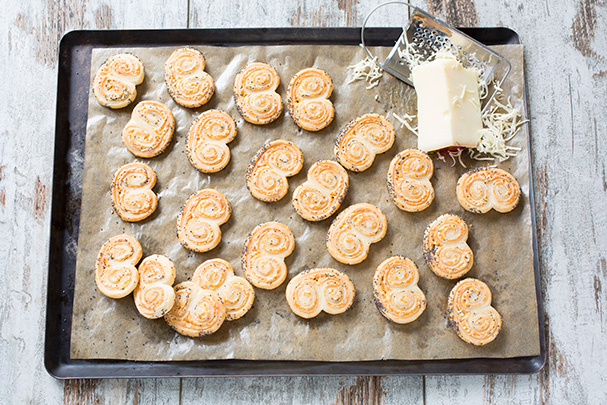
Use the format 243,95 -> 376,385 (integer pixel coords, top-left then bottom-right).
346,56 -> 384,89
470,94 -> 526,162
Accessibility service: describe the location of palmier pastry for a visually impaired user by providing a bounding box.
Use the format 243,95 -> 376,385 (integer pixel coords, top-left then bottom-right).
447,278 -> 502,346
423,214 -> 473,279
192,259 -> 255,320
93,53 -> 144,109
122,100 -> 175,158
456,167 -> 521,213
373,256 -> 426,324
326,203 -> 387,265
286,68 -> 334,131
242,222 -> 295,289
286,268 -> 355,319
186,110 -> 237,173
111,162 -> 158,222
133,255 -> 176,319
165,47 -> 215,108
234,62 -> 283,125
176,189 -> 231,253
292,160 -> 349,221
95,234 -> 142,299
335,113 -> 395,172
164,279 -> 226,338
246,140 -> 304,202
387,149 -> 434,212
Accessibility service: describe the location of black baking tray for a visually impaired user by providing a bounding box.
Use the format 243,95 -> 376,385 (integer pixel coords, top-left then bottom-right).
45,27 -> 545,379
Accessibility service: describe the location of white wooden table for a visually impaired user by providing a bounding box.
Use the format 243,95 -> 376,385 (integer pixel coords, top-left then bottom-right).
1,0 -> 605,403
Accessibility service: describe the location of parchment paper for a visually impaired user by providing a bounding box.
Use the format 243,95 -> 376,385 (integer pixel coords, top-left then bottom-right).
70,43 -> 540,361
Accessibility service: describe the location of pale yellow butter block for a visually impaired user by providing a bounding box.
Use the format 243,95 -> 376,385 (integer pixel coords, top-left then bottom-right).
412,58 -> 482,152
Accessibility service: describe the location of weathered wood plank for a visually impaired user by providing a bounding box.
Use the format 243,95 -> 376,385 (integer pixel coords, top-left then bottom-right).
0,0 -> 186,404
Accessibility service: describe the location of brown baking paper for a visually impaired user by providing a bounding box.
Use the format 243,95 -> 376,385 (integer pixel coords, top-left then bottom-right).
70,44 -> 540,361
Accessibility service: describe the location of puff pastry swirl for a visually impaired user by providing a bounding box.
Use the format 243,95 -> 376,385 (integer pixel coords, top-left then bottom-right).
292,160 -> 349,221
192,259 -> 255,321
447,278 -> 502,346
133,255 -> 176,319
286,268 -> 355,319
335,113 -> 395,172
111,162 -> 158,222
95,234 -> 142,299
165,47 -> 215,108
234,62 -> 283,125
373,256 -> 426,324
423,214 -> 473,279
287,68 -> 335,131
93,53 -> 144,109
122,100 -> 175,158
246,140 -> 304,202
242,221 -> 295,290
456,167 -> 521,213
186,109 -> 237,173
164,282 -> 226,338
387,149 -> 434,212
176,189 -> 231,253
326,203 -> 387,265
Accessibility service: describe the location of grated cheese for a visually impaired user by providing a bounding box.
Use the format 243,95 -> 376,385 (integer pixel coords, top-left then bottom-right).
347,56 -> 384,89
470,92 -> 526,163
393,112 -> 418,136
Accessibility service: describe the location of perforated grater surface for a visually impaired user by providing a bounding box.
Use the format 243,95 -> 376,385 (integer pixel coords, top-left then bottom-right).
361,2 -> 511,110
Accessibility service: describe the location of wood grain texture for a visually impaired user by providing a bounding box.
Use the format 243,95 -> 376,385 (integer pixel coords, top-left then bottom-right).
1,0 -> 606,403
0,0 -> 186,404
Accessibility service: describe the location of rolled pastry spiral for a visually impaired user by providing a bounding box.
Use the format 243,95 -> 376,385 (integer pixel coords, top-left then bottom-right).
373,256 -> 426,324
292,160 -> 349,221
186,109 -> 237,173
246,140 -> 304,202
165,47 -> 215,108
93,53 -> 144,109
387,149 -> 434,212
122,100 -> 175,158
95,234 -> 142,299
447,278 -> 503,346
192,258 -> 255,321
286,68 -> 335,131
111,162 -> 158,222
326,203 -> 387,265
335,113 -> 395,172
242,222 -> 295,289
286,268 -> 355,319
423,214 -> 474,279
133,255 -> 176,319
176,189 -> 231,253
164,282 -> 226,337
234,62 -> 283,125
456,167 -> 521,213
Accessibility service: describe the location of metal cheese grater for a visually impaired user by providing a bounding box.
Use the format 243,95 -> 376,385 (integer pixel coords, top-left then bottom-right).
361,1 -> 511,110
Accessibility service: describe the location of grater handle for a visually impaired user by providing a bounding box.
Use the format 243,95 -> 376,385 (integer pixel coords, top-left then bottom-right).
361,1 -> 420,70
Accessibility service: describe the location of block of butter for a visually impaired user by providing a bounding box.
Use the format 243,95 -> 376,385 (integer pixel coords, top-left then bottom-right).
412,57 -> 483,152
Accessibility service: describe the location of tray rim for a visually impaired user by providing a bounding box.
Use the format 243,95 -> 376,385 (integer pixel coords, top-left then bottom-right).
45,26 -> 545,379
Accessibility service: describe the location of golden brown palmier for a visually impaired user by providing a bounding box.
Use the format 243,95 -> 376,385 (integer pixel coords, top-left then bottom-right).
292,160 -> 349,221
447,278 -> 502,346
111,162 -> 158,222
423,214 -> 473,279
95,234 -> 142,299
93,53 -> 144,109
122,100 -> 175,158
165,47 -> 215,108
286,268 -> 355,319
234,62 -> 283,125
176,189 -> 231,253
